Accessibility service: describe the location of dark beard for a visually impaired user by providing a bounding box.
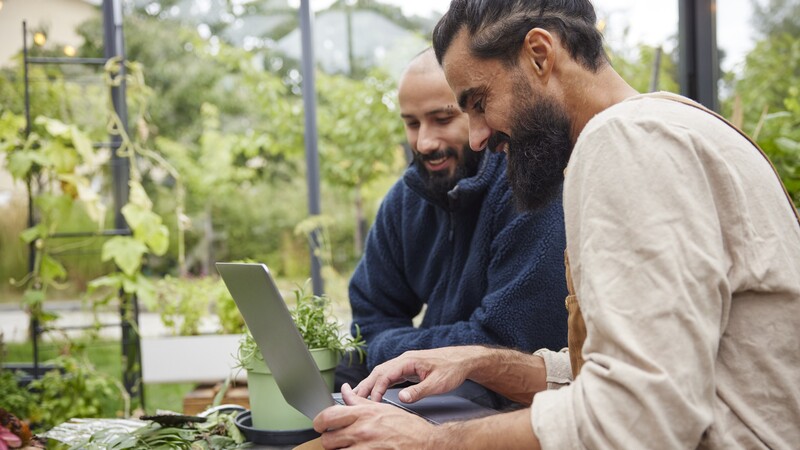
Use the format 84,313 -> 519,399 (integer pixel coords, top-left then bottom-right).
504,89 -> 573,211
413,145 -> 483,203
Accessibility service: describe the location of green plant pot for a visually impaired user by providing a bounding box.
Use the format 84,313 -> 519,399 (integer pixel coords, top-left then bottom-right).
245,348 -> 339,431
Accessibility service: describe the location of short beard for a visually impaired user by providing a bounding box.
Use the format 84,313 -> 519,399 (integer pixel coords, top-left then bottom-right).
414,144 -> 483,202
505,81 -> 573,211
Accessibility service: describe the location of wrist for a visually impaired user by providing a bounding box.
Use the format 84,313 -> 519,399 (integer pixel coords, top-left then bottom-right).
468,348 -> 547,404
424,422 -> 452,449
462,346 -> 499,380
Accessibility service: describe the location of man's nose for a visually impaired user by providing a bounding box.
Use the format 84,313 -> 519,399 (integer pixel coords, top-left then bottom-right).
417,124 -> 440,153
469,116 -> 491,151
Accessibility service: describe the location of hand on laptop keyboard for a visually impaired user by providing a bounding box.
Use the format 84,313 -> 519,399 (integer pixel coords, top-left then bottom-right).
351,346 -> 479,403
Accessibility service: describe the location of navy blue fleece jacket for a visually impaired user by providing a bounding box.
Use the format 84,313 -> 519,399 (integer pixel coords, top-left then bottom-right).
349,151 -> 568,370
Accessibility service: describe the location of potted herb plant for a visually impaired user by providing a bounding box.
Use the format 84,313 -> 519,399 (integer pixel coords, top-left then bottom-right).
236,281 -> 364,431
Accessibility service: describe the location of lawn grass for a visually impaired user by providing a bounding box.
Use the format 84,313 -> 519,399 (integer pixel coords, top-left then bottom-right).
2,339 -> 195,417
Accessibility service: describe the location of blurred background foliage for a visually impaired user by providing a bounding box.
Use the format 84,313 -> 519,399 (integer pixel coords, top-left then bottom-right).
0,0 -> 797,425
0,0 -> 797,303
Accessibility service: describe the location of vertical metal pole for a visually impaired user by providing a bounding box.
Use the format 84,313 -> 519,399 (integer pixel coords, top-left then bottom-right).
103,0 -> 130,219
299,0 -> 324,295
103,0 -> 141,408
23,22 -> 31,137
678,0 -> 719,111
22,20 -> 41,380
649,47 -> 663,92
345,3 -> 355,76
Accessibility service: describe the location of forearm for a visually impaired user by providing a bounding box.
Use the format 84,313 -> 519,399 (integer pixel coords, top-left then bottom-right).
429,408 -> 540,450
466,347 -> 547,405
365,322 -> 499,369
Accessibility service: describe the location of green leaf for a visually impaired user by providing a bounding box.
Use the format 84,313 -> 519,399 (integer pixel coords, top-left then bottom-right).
6,150 -> 48,179
40,254 -> 68,283
121,203 -> 149,229
69,124 -> 95,164
146,224 -> 169,256
45,139 -> 79,174
101,236 -> 148,276
87,274 -> 123,293
59,174 -> 106,225
35,116 -> 71,138
38,310 -> 60,324
20,224 -> 46,244
123,203 -> 170,255
35,193 -> 74,223
23,289 -> 46,307
776,137 -> 800,155
128,180 -> 153,209
0,110 -> 25,138
132,274 -> 157,309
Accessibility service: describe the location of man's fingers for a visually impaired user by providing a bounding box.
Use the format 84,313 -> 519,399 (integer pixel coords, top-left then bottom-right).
398,381 -> 431,403
398,386 -> 416,403
313,405 -> 359,433
353,376 -> 374,398
399,372 -> 459,403
341,383 -> 372,406
319,428 -> 355,450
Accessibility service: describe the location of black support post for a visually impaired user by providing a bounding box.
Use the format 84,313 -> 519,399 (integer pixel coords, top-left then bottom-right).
102,0 -> 141,408
678,0 -> 720,111
299,0 -> 325,296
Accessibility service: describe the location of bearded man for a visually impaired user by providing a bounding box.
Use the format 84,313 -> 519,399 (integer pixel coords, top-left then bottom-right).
335,48 -> 568,409
316,1 -> 800,449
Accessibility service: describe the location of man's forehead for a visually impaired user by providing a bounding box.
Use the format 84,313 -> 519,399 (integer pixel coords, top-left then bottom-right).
400,103 -> 460,118
441,30 -> 471,81
440,29 -> 477,99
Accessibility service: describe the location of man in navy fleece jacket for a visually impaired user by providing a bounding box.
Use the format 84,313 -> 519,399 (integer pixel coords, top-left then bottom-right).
335,49 -> 567,400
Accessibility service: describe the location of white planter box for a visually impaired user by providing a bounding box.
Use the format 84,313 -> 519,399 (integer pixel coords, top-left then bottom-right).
141,334 -> 246,384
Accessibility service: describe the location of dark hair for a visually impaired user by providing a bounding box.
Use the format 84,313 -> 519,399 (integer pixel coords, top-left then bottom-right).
432,0 -> 608,72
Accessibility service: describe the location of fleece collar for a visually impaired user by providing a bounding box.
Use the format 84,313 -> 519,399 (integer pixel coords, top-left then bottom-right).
403,150 -> 504,212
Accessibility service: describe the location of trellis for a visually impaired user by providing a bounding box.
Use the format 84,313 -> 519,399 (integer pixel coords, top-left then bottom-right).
19,0 -> 142,406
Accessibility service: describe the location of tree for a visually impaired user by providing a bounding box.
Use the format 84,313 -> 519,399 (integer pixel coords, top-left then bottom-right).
76,14 -> 249,142
316,70 -> 405,256
728,32 -> 800,204
751,0 -> 800,38
720,1 -> 800,205
608,44 -> 680,94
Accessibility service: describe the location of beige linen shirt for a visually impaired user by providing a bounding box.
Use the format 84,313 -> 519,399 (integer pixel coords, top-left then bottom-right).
531,93 -> 800,449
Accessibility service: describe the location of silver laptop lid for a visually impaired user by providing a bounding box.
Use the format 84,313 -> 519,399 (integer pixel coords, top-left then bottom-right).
216,262 -> 335,420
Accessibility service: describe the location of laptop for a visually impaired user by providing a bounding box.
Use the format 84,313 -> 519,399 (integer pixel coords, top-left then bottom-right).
216,262 -> 498,425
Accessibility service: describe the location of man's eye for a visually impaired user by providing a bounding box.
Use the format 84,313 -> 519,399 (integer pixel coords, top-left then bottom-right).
473,99 -> 484,113
405,122 -> 420,129
435,117 -> 453,125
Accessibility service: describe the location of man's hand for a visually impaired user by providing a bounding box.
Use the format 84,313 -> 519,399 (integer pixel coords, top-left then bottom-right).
314,384 -> 542,450
313,384 -> 437,449
355,345 -> 548,405
353,346 -> 483,403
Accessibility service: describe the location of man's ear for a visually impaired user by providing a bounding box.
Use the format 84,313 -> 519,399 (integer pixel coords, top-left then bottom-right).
523,28 -> 555,83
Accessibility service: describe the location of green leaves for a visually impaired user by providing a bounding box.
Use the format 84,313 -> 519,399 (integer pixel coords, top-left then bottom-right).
6,148 -> 48,179
317,70 -> 405,190
61,411 -> 247,450
59,174 -> 107,226
27,355 -> 122,431
122,203 -> 169,256
20,224 -> 46,244
731,32 -> 800,206
237,280 -> 365,368
123,184 -> 169,255
40,254 -> 67,284
102,237 -> 148,276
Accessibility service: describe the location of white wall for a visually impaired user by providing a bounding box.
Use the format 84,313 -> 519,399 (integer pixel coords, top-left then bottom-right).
0,0 -> 101,66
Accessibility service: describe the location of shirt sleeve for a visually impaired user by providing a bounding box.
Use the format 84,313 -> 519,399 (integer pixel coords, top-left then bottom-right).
533,348 -> 572,389
531,113 -> 730,449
